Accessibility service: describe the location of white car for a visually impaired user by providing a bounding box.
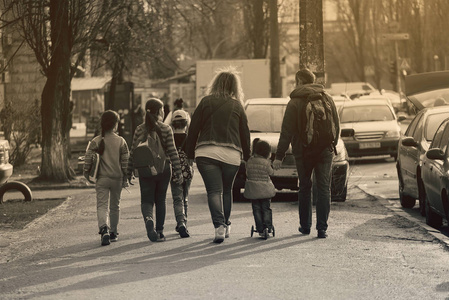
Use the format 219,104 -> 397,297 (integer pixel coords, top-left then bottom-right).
339,100 -> 405,160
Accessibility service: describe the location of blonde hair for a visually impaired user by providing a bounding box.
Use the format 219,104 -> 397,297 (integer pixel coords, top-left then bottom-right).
206,67 -> 244,103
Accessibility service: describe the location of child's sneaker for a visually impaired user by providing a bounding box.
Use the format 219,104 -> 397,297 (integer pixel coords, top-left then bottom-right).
110,232 -> 118,242
99,226 -> 110,246
213,225 -> 225,243
145,218 -> 158,242
156,232 -> 166,242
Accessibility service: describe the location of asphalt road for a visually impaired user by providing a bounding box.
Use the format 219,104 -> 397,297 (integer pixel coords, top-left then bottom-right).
1,161 -> 449,299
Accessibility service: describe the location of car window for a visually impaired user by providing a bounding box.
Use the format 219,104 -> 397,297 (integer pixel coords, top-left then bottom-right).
246,104 -> 286,132
405,113 -> 422,137
339,105 -> 394,123
430,120 -> 448,148
425,113 -> 449,141
441,126 -> 449,154
408,88 -> 449,108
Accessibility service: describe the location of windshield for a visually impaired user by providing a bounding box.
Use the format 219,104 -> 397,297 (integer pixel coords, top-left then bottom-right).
340,105 -> 395,123
246,104 -> 286,132
425,113 -> 449,140
408,88 -> 449,108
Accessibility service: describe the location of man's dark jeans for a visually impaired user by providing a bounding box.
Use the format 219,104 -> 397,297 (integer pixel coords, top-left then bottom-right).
196,157 -> 239,228
251,199 -> 272,233
296,147 -> 334,231
138,163 -> 171,232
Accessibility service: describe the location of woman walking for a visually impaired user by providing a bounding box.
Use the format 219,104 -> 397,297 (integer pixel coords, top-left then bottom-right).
128,98 -> 183,242
185,68 -> 251,243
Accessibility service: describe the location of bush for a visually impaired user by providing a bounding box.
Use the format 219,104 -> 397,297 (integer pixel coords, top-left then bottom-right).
1,99 -> 41,167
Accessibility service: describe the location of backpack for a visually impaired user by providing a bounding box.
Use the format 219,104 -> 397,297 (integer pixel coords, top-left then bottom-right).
172,132 -> 193,181
303,92 -> 337,153
133,131 -> 166,178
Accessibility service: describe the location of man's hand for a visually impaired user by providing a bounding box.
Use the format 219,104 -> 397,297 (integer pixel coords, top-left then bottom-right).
187,159 -> 194,166
273,159 -> 283,170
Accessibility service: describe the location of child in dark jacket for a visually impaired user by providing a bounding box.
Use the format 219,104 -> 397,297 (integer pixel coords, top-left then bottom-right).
244,138 -> 276,239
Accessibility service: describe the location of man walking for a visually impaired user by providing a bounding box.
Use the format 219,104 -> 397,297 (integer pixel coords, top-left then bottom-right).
273,69 -> 339,238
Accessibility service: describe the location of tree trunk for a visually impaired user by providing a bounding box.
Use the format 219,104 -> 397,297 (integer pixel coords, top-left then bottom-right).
253,0 -> 265,59
299,0 -> 325,84
39,0 -> 74,182
269,0 -> 282,97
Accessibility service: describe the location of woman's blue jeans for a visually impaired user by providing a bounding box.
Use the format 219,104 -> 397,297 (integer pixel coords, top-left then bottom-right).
138,162 -> 171,232
196,157 -> 239,228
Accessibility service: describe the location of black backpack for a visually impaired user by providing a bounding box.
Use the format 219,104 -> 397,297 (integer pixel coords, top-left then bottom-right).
303,92 -> 337,153
133,131 -> 166,178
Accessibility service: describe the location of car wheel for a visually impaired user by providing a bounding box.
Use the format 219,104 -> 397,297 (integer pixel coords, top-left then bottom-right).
332,186 -> 347,202
398,176 -> 415,208
418,178 -> 426,217
425,193 -> 443,228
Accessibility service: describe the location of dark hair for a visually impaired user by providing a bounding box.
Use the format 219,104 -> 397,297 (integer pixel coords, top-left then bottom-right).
98,110 -> 120,155
295,68 -> 316,85
145,98 -> 164,136
172,119 -> 188,130
174,98 -> 184,108
252,138 -> 271,159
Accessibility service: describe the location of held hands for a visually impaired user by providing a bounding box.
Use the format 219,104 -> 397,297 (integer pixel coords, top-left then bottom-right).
83,171 -> 95,184
187,159 -> 194,167
273,159 -> 283,170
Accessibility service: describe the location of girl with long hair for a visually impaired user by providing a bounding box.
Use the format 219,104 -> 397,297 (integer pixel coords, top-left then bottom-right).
84,110 -> 129,246
128,98 -> 183,242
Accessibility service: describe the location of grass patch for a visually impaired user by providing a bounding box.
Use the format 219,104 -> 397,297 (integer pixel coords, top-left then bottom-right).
0,198 -> 66,230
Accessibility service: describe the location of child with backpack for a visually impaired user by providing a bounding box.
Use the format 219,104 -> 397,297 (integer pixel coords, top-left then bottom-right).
128,98 -> 183,242
84,110 -> 129,246
244,138 -> 276,239
169,110 -> 193,238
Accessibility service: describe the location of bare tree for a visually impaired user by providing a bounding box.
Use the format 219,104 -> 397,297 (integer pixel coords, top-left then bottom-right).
1,0 -> 119,182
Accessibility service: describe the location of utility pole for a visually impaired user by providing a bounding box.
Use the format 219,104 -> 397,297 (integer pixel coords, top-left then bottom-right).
269,0 -> 282,97
299,0 -> 325,85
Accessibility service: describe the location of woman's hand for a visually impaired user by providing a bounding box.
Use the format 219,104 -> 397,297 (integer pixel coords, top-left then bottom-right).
187,159 -> 194,166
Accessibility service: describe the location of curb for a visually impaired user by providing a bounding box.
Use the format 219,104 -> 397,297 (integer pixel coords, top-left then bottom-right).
360,187 -> 449,250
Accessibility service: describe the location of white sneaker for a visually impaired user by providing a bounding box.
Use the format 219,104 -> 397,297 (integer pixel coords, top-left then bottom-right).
225,225 -> 231,238
213,225 -> 225,243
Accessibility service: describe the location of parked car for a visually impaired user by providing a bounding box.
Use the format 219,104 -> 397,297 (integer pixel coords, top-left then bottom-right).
339,100 -> 405,159
405,71 -> 449,111
396,106 -> 449,213
233,98 -> 349,202
420,117 -> 449,228
333,95 -> 352,111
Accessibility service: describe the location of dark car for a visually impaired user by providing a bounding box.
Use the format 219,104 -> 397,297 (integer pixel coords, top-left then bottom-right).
420,117 -> 449,228
233,98 -> 349,202
396,106 -> 449,214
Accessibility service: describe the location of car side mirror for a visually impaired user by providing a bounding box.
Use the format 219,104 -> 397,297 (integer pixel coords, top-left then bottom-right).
426,148 -> 445,160
397,116 -> 406,122
401,137 -> 417,147
340,128 -> 355,138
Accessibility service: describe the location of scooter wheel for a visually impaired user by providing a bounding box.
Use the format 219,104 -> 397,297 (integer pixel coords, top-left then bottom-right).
250,225 -> 254,237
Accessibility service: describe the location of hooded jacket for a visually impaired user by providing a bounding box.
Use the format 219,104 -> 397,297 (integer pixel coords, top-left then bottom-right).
275,83 -> 340,161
